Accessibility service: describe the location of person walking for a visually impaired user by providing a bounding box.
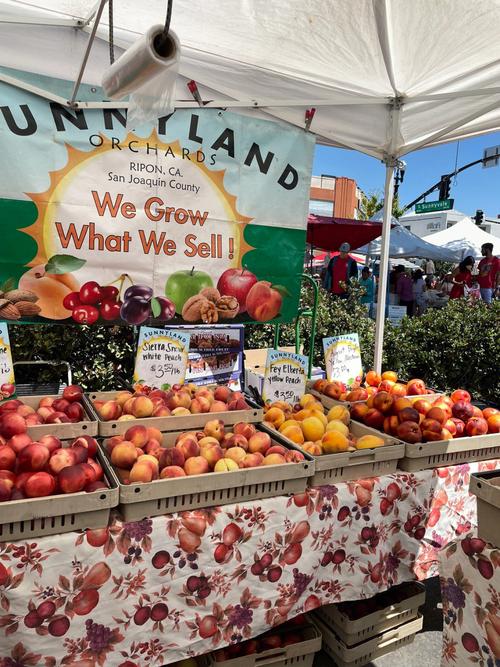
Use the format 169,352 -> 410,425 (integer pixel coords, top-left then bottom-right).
425,258 -> 435,280
477,243 -> 499,304
450,256 -> 474,299
359,266 -> 375,315
322,242 -> 358,298
413,269 -> 426,315
395,265 -> 414,316
439,273 -> 454,296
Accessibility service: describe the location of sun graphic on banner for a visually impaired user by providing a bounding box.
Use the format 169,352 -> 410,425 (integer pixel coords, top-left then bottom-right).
24,131 -> 253,273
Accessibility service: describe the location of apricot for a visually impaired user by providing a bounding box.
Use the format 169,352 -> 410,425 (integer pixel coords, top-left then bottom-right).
265,407 -> 286,428
327,405 -> 350,425
355,435 -> 385,449
322,431 -> 349,453
301,416 -> 325,441
325,420 -> 349,437
19,265 -> 79,320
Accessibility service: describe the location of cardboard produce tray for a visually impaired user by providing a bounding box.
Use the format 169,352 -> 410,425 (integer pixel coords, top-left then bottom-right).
306,380 -> 439,410
470,469 -> 500,547
103,428 -> 315,520
399,432 -> 500,472
0,445 -> 117,542
87,391 -> 264,436
314,613 -> 423,667
14,394 -> 98,438
208,624 -> 322,667
317,581 -> 425,645
262,421 -> 404,486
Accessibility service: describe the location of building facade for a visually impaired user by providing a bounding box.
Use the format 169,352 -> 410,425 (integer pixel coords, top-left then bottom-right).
399,209 -> 468,237
309,174 -> 362,219
479,217 -> 500,239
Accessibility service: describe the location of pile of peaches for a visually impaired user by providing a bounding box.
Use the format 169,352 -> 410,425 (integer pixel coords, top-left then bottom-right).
263,395 -> 385,455
0,385 -> 87,438
349,387 -> 499,444
0,433 -> 106,501
105,420 -> 305,484
94,384 -> 250,422
312,370 -> 435,403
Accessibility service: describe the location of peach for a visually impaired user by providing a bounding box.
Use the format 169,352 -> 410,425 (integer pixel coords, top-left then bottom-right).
45,411 -> 70,424
197,436 -> 220,448
71,444 -> 89,464
151,405 -> 169,417
487,414 -> 500,433
122,398 -> 135,415
279,424 -> 304,445
310,409 -> 328,427
114,467 -> 130,484
85,481 -> 107,492
145,427 -> 163,442
25,415 -> 42,426
79,462 -> 97,486
322,431 -> 349,453
301,416 -> 325,441
265,407 -> 286,428
67,402 -> 85,422
0,470 -> 15,484
106,435 -> 124,453
302,441 -> 323,456
312,378 -> 328,392
444,419 -> 458,436
413,399 -> 432,415
383,415 -> 399,435
426,407 -> 448,425
471,406 -> 484,418
38,397 -> 54,408
225,446 -> 247,464
406,379 -> 426,395
440,428 -> 453,440
293,409 -> 314,422
24,471 -> 56,498
397,407 -> 420,424
246,280 -> 282,320
18,443 -> 50,471
263,453 -> 286,465
390,383 -> 407,398
325,420 -> 349,437
378,379 -> 395,393
234,422 -> 257,440
52,398 -> 70,413
195,388 -> 214,405
58,464 -> 88,493
110,441 -> 139,469
227,396 -> 249,411
214,386 -> 232,403
450,389 -> 471,404
124,425 -> 149,448
137,454 -> 159,469
176,438 -> 200,459
87,458 -> 103,481
203,419 -> 225,442
132,396 -> 154,418
160,465 -> 186,478
190,397 -> 211,414
48,448 -> 76,474
248,431 -> 273,453
356,435 -> 385,449
452,401 -> 474,422
144,439 -> 163,458
159,447 -> 184,470
432,401 -> 453,419
214,457 -> 239,472
396,421 -> 422,443
1,413 -> 27,438
200,443 -> 224,468
116,391 -> 134,407
327,405 -> 350,425
62,384 -> 83,403
0,445 -> 16,470
70,435 -> 97,458
350,403 -> 369,422
466,417 -> 488,437
421,418 -> 443,441
167,392 -> 191,411
222,434 -> 248,451
285,450 -> 305,462
19,264 -> 80,319
365,371 -> 382,387
363,408 -> 385,430
373,391 -> 394,414
381,371 -> 398,382
184,456 -> 210,475
346,388 -> 369,402
209,400 -> 228,413
239,453 -> 264,468
0,477 -> 13,500
17,404 -> 36,417
483,407 -> 499,420
118,414 -> 136,422
170,407 -> 190,416
267,444 -> 288,456
99,400 -> 121,421
129,461 -> 157,483
323,381 -> 344,399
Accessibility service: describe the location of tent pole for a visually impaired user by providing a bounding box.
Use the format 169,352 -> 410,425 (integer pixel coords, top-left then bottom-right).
373,162 -> 395,373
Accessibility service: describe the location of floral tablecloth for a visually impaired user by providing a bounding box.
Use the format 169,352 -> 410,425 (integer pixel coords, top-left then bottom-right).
439,536 -> 500,667
0,459 -> 498,667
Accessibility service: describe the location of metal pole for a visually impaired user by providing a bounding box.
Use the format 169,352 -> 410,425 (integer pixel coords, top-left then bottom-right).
373,163 -> 395,373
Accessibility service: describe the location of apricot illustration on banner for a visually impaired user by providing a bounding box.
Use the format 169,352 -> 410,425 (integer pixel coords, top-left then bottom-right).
20,131 -> 256,321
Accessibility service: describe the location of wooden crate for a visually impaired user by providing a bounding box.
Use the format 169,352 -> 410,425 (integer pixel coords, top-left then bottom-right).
399,432 -> 500,472
470,470 -> 500,547
208,624 -> 322,667
314,613 -> 423,667
14,394 -> 98,438
0,446 -> 117,542
317,582 -> 425,645
87,391 -> 264,436
103,428 -> 315,520
261,422 -> 404,485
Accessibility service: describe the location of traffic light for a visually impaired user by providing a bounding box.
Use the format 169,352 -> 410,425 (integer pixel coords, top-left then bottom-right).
473,209 -> 484,225
438,175 -> 451,200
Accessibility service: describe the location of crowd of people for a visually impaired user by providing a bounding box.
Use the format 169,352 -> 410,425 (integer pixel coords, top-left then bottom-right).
320,242 -> 499,316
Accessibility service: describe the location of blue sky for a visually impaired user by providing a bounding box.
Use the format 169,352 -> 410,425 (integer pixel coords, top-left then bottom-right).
313,131 -> 500,219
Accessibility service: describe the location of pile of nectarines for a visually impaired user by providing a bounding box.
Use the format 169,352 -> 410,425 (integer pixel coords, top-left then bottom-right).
94,384 -> 249,422
0,385 -> 87,437
105,420 -> 305,484
263,395 -> 385,455
0,434 -> 105,501
312,371 -> 435,403
349,387 -> 498,443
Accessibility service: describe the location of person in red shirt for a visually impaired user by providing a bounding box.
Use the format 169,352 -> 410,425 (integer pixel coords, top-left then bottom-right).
450,256 -> 474,299
322,242 -> 358,298
477,243 -> 499,304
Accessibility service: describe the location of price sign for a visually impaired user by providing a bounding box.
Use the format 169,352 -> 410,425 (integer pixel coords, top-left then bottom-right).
323,334 -> 363,387
262,349 -> 308,405
0,323 -> 15,399
134,328 -> 190,389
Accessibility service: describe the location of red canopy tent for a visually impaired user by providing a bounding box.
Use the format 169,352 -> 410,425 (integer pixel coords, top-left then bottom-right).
307,214 -> 384,251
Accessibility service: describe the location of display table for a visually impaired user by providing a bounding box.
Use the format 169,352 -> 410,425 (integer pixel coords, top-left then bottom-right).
439,535 -> 500,666
0,460 -> 498,667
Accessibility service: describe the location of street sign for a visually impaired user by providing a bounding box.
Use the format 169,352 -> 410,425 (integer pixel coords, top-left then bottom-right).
415,199 -> 454,213
483,145 -> 500,168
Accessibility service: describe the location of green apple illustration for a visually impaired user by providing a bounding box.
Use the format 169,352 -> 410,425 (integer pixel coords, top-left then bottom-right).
165,267 -> 213,313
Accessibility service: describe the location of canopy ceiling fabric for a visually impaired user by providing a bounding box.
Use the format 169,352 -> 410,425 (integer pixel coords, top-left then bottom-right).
1,0 -> 500,159
423,217 -> 499,259
307,215 -> 384,252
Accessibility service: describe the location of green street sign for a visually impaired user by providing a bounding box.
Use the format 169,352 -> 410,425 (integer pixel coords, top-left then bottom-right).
415,199 -> 454,213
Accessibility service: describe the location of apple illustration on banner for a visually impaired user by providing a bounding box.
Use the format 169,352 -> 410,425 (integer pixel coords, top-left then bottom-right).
217,268 -> 258,313
165,268 -> 213,313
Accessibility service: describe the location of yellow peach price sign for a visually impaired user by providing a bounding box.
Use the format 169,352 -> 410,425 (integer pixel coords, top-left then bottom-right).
262,349 -> 308,405
133,327 -> 190,390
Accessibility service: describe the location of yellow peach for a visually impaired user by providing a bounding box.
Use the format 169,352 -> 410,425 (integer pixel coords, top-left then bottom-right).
325,420 -> 350,437
299,394 -> 317,408
327,405 -> 350,425
301,416 -> 325,442
321,431 -> 349,453
280,424 -> 305,444
310,409 -> 328,428
355,435 -> 385,449
279,419 -> 301,432
265,407 -> 286,428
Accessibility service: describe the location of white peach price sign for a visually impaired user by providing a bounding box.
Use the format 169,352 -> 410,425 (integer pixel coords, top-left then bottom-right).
134,327 -> 190,389
262,349 -> 308,404
0,324 -> 15,399
323,334 -> 363,387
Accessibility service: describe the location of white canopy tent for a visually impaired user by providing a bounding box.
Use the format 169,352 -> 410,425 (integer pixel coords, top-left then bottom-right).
423,217 -> 499,260
1,0 -> 500,371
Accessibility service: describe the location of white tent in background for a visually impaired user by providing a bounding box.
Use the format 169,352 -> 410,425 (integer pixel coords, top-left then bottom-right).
423,217 -> 498,260
1,0 -> 500,371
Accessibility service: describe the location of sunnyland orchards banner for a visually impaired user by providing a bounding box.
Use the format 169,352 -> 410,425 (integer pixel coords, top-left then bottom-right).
0,74 -> 315,327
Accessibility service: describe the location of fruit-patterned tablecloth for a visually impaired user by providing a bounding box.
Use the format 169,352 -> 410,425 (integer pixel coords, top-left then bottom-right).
0,459 -> 498,667
439,535 -> 500,667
